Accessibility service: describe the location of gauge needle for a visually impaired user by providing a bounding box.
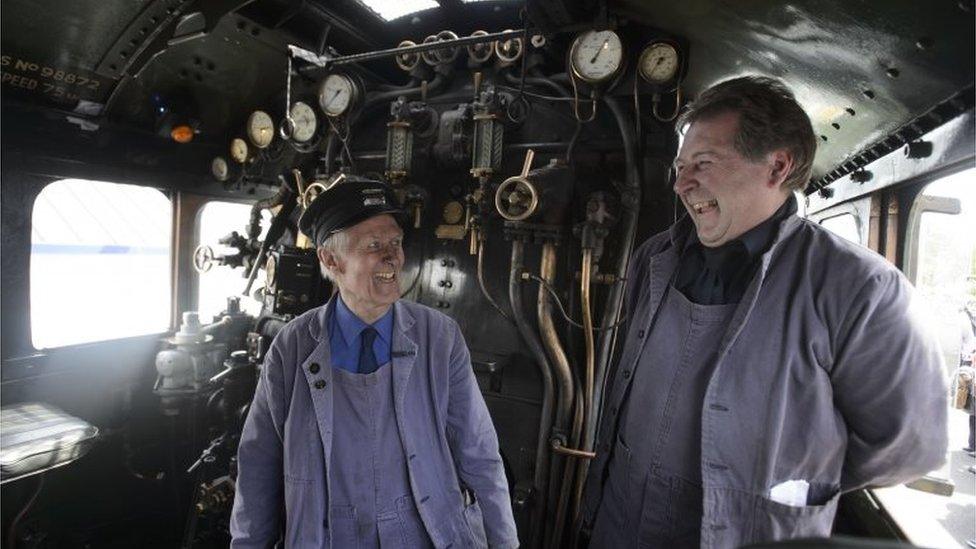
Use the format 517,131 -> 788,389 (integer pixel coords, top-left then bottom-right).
326,89 -> 341,106
590,39 -> 609,64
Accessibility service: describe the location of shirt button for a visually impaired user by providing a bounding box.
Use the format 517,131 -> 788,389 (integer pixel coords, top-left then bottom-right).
314,379 -> 327,390
309,363 -> 320,374
638,330 -> 646,339
622,370 -> 632,379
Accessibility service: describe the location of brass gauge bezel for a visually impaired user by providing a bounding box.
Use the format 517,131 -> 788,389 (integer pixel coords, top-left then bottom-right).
568,29 -> 624,84
288,101 -> 317,142
318,73 -> 359,118
466,30 -> 494,64
495,30 -> 523,64
395,40 -> 420,71
638,40 -> 681,86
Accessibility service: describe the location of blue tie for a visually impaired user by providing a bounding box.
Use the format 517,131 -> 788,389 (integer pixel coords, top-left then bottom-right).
358,327 -> 379,374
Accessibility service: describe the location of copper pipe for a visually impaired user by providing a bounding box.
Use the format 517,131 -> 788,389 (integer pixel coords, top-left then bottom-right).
572,247 -> 596,523
537,242 -> 576,548
510,241 -> 554,549
538,243 -> 573,441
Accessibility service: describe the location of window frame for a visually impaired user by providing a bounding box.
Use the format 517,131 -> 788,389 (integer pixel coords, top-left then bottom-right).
27,178 -> 175,351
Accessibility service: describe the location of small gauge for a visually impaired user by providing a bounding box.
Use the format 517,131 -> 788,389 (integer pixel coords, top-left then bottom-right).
638,41 -> 680,85
289,101 -> 317,142
395,40 -> 420,71
211,156 -> 229,181
230,137 -> 248,164
264,255 -> 277,291
318,73 -> 358,118
467,30 -> 494,63
569,29 -> 624,84
495,30 -> 523,64
247,110 -> 275,149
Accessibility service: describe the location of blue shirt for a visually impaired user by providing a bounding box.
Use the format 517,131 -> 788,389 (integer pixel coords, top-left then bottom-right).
329,294 -> 394,373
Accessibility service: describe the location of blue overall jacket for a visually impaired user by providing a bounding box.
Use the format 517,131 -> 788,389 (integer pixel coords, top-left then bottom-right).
230,298 -> 519,548
581,211 -> 947,548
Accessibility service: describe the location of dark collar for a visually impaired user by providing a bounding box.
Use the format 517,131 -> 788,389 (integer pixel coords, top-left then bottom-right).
681,194 -> 798,259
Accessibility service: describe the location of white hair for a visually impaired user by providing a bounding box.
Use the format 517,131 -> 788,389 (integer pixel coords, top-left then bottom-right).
317,230 -> 349,282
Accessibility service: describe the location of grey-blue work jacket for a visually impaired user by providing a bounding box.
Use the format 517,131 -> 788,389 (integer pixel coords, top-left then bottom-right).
581,212 -> 947,548
230,298 -> 519,548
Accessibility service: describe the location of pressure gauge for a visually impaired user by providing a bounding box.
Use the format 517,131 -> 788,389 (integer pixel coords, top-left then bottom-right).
569,29 -> 624,84
230,137 -> 248,164
467,30 -> 494,64
638,41 -> 681,85
211,156 -> 229,181
289,101 -> 317,142
318,74 -> 357,118
395,40 -> 420,71
495,30 -> 523,63
247,110 -> 275,149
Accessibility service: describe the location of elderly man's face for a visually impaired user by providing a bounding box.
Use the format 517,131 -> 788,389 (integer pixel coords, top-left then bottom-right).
673,110 -> 791,247
319,214 -> 404,321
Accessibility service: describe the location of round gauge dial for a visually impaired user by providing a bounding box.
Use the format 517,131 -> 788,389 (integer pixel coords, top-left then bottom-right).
230,138 -> 248,164
211,156 -> 229,181
569,29 -> 624,84
495,31 -> 523,63
247,110 -> 275,148
467,30 -> 493,63
289,101 -> 317,142
395,40 -> 420,71
318,74 -> 357,118
638,41 -> 680,85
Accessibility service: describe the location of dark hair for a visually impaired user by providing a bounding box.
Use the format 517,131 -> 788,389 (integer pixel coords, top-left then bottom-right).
676,76 -> 817,192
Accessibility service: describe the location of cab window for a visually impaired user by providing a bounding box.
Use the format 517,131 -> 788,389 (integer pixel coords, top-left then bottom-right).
30,179 -> 172,349
195,201 -> 268,320
819,213 -> 861,245
872,166 -> 976,548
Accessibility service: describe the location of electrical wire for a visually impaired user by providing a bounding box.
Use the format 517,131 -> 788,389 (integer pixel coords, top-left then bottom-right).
478,241 -> 515,324
526,274 -> 626,332
497,85 -> 595,103
7,473 -> 45,549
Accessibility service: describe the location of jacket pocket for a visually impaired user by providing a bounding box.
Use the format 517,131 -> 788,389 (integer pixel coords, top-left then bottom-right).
751,488 -> 840,542
461,498 -> 488,549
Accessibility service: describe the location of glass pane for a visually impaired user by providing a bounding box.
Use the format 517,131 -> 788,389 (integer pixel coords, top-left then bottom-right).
30,179 -> 171,349
354,0 -> 438,21
819,213 -> 860,245
872,167 -> 976,547
196,201 -> 268,321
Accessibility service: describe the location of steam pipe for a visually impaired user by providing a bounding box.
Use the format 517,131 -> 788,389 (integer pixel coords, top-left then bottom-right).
510,240 -> 554,549
537,242 -> 574,548
551,380 -> 585,549
574,95 -> 642,516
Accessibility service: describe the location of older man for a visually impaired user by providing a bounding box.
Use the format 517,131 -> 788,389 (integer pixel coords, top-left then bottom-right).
230,178 -> 518,548
581,76 -> 947,548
